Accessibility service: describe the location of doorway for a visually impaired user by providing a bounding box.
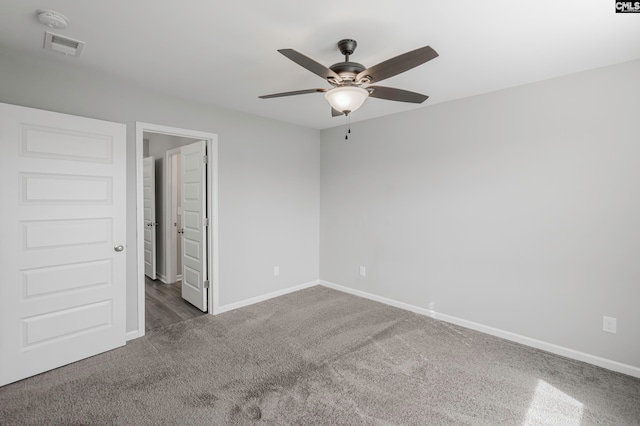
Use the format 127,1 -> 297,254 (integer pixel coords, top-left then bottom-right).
135,123 -> 219,337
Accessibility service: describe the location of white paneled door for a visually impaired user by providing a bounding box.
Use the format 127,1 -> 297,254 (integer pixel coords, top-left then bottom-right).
180,141 -> 208,312
0,103 -> 126,386
143,156 -> 157,279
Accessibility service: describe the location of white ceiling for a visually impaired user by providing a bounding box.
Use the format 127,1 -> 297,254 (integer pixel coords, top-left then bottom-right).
1,1 -> 639,129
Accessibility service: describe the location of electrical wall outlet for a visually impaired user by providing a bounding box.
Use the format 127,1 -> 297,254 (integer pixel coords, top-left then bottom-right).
603,316 -> 617,334
273,266 -> 279,277
359,266 -> 366,277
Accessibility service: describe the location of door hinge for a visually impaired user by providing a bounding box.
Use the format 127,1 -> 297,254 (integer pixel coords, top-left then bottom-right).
203,217 -> 209,227
203,155 -> 208,164
203,280 -> 210,289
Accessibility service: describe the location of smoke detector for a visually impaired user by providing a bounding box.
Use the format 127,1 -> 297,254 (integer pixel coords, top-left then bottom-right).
36,9 -> 69,29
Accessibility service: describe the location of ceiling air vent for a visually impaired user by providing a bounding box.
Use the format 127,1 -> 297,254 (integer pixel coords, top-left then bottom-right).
44,31 -> 85,57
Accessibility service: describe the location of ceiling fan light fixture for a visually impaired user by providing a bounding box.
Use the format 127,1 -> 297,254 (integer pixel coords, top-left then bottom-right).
324,86 -> 369,114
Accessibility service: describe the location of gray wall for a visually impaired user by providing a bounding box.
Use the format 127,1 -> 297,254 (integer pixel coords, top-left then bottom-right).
0,47 -> 320,333
320,59 -> 640,368
3,43 -> 638,371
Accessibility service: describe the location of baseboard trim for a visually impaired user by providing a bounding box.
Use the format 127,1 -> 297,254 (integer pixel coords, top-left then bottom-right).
156,273 -> 168,284
319,280 -> 640,379
215,280 -> 320,315
125,329 -> 142,341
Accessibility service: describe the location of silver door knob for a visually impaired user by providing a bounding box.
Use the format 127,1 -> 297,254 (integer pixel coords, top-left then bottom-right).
114,245 -> 124,252
177,228 -> 184,234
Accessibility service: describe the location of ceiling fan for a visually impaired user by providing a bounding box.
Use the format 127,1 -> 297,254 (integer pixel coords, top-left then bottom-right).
259,39 -> 439,117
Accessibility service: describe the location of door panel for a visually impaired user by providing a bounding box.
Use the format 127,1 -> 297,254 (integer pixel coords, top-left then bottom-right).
22,260 -> 111,297
180,141 -> 207,311
143,156 -> 157,279
0,102 -> 126,386
23,301 -> 112,347
21,124 -> 113,162
22,173 -> 112,203
24,218 -> 111,248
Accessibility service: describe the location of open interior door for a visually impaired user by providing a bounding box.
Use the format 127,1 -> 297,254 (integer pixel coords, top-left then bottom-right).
0,102 -> 126,386
180,140 -> 208,312
143,156 -> 157,279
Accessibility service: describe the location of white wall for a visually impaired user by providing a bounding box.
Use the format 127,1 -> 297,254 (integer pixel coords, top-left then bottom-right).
0,47 -> 320,334
320,59 -> 640,370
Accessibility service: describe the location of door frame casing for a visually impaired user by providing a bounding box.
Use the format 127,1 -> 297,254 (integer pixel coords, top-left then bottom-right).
135,122 -> 219,338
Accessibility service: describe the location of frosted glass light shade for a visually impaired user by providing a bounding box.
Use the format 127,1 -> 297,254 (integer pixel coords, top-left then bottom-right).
324,86 -> 369,114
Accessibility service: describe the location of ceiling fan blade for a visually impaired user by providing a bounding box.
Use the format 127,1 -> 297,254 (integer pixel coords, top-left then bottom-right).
331,107 -> 343,117
278,49 -> 342,82
259,88 -> 327,99
357,46 -> 438,84
367,86 -> 429,103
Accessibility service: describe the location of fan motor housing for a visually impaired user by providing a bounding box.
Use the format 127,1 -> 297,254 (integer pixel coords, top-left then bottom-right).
330,61 -> 365,81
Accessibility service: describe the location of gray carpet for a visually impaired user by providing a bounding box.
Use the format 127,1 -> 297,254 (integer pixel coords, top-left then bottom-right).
1,286 -> 639,425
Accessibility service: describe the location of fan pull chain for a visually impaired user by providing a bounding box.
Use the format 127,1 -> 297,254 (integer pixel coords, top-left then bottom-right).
344,113 -> 351,140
